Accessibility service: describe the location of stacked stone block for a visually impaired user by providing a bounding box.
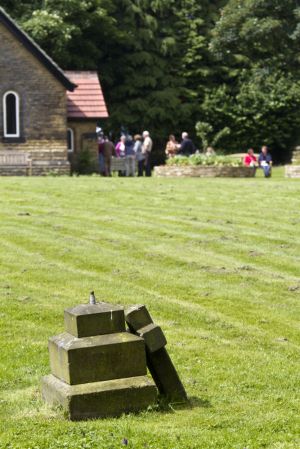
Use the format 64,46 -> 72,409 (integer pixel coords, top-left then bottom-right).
42,302 -> 157,420
285,147 -> 300,178
291,147 -> 300,164
125,305 -> 187,402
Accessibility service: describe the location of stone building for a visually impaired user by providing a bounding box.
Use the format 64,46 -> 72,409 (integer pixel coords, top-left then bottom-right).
0,7 -> 108,175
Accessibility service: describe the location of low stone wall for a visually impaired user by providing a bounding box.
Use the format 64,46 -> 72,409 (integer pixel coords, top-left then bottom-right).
0,160 -> 70,176
31,160 -> 70,176
154,165 -> 255,178
0,166 -> 28,176
285,165 -> 300,178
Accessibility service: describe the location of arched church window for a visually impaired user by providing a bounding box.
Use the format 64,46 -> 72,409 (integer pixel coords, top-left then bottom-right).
67,128 -> 74,152
3,91 -> 20,137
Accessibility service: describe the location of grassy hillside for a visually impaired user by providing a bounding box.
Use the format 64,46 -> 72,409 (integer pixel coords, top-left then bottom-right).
0,171 -> 299,449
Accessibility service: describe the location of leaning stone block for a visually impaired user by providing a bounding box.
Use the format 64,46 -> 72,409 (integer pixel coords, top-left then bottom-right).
125,305 -> 153,330
125,306 -> 166,353
64,302 -> 125,338
42,374 -> 157,420
136,324 -> 167,353
125,305 -> 187,402
146,347 -> 187,402
49,332 -> 147,385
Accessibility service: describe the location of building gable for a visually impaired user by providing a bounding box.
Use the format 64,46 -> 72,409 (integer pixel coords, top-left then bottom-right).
0,7 -> 76,92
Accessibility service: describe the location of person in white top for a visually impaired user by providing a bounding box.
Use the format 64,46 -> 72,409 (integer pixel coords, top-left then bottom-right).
142,130 -> 153,176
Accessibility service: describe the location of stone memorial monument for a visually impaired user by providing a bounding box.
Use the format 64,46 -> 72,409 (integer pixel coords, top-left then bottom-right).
42,295 -> 157,420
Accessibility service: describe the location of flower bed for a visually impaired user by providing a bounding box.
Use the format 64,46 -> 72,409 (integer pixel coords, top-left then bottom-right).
154,155 -> 255,177
166,154 -> 243,167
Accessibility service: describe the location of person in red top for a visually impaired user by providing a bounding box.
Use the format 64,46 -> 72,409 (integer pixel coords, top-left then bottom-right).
243,148 -> 257,167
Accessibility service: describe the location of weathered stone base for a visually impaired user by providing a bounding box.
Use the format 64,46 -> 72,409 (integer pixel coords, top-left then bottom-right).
49,332 -> 147,385
42,374 -> 157,420
154,165 -> 255,177
285,165 -> 300,178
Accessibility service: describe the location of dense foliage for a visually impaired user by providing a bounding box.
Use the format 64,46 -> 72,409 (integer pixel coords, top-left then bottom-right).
2,0 -> 300,161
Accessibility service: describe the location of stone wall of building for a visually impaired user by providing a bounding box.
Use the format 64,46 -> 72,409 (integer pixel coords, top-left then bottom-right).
68,120 -> 98,173
154,165 -> 255,178
0,22 -> 69,175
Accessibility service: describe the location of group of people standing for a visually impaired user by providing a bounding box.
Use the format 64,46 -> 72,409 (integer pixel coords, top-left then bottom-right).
98,129 -> 196,177
97,131 -> 152,177
98,126 -> 273,178
243,145 -> 273,177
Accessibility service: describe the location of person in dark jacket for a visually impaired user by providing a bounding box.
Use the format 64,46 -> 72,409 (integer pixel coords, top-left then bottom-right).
133,134 -> 144,176
178,132 -> 196,156
258,145 -> 272,177
125,135 -> 136,176
98,136 -> 105,175
102,137 -> 115,176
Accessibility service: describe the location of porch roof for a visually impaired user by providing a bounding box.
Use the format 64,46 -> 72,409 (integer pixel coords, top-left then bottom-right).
65,71 -> 109,119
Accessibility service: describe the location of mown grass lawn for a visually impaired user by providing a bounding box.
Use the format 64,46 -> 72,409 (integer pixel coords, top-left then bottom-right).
0,169 -> 299,449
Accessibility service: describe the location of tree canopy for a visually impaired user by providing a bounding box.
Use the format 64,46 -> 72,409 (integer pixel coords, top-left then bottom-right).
2,0 -> 300,161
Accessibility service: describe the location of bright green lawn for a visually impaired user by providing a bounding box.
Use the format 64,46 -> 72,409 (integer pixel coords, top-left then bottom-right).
0,168 -> 299,449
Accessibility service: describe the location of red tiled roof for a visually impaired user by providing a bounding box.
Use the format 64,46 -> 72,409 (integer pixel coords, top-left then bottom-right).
65,71 -> 109,119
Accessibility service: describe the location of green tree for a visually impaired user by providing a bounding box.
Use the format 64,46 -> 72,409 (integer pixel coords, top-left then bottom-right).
205,0 -> 300,160
1,0 -> 226,154
174,1 -> 227,133
210,0 -> 300,72
22,0 -> 117,68
92,0 -> 197,160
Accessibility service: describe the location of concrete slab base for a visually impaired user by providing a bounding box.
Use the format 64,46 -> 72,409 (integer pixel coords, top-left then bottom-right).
42,374 -> 157,420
